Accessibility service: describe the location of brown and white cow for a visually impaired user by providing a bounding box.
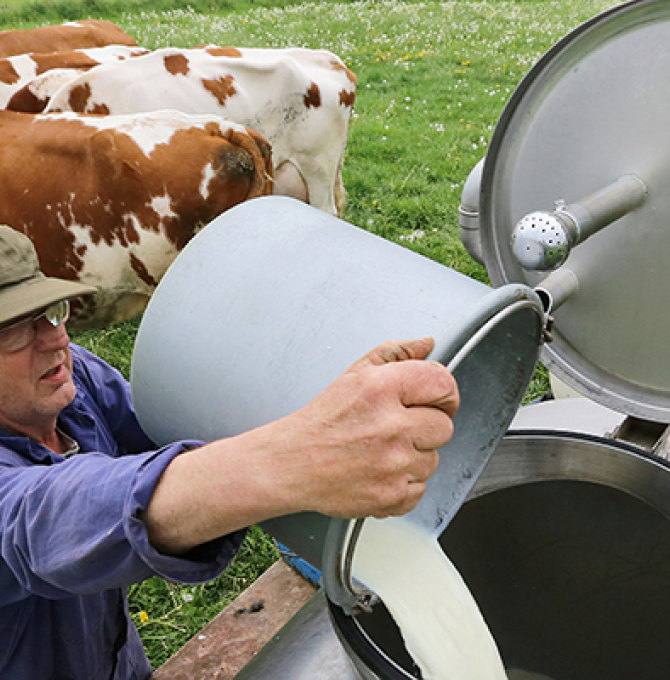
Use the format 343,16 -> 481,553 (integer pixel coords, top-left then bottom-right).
0,20 -> 137,58
0,45 -> 150,111
0,109 -> 273,328
45,45 -> 357,216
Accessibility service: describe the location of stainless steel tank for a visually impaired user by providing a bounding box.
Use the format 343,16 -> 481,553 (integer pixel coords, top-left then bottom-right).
341,432 -> 670,680
234,420 -> 670,680
232,393 -> 670,680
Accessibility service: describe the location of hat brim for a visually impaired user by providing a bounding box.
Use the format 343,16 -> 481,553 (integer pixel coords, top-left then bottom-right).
0,276 -> 96,327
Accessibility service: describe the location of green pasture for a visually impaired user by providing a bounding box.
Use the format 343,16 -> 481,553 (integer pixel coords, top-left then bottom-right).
3,0 -> 621,669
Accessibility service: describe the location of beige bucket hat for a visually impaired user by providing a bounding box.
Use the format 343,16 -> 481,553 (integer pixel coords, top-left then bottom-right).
0,226 -> 96,327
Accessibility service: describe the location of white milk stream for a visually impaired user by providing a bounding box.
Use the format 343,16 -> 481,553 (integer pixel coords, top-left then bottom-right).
352,516 -> 553,680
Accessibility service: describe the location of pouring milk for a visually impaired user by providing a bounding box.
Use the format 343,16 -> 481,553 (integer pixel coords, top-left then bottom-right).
352,517 -> 553,680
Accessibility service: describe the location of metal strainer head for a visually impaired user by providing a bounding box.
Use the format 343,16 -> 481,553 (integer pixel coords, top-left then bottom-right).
510,211 -> 572,271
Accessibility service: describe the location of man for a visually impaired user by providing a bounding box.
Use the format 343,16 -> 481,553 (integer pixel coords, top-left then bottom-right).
0,226 -> 459,678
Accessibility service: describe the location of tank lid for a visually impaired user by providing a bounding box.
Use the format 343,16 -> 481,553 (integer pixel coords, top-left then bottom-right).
478,0 -> 670,422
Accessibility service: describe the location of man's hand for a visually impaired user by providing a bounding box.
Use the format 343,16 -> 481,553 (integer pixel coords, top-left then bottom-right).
142,338 -> 459,554
277,337 -> 459,519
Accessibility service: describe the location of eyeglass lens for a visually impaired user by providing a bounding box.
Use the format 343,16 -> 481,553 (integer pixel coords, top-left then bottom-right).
0,300 -> 70,352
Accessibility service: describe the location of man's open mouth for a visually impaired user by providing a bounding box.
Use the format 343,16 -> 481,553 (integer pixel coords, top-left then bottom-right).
42,366 -> 62,379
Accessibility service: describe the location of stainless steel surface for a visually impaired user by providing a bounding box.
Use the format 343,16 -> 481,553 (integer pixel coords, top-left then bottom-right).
534,267 -> 579,314
335,431 -> 670,680
233,590 -> 363,679
511,175 -> 647,271
130,195 -> 543,616
477,0 -> 670,421
510,397 -> 624,437
444,432 -> 670,680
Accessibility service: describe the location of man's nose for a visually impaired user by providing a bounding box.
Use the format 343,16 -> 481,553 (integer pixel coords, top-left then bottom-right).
34,317 -> 70,349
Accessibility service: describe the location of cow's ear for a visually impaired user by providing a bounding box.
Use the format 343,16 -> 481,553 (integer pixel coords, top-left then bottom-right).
6,86 -> 46,114
203,45 -> 242,58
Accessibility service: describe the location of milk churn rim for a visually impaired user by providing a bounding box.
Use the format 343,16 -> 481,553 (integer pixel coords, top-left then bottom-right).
473,430 -> 670,515
321,288 -> 545,616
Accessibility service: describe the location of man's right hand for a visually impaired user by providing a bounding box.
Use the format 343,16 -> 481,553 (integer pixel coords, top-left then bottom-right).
273,337 -> 460,519
141,337 -> 459,555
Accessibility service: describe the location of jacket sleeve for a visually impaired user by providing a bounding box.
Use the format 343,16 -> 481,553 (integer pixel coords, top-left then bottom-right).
0,442 -> 247,602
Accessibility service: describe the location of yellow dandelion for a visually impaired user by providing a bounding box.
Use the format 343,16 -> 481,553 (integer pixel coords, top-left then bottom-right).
139,611 -> 149,625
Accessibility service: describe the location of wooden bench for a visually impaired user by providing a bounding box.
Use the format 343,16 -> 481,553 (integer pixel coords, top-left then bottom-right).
152,560 -> 317,679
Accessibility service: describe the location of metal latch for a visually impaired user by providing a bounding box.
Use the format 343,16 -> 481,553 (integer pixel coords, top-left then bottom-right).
610,416 -> 670,460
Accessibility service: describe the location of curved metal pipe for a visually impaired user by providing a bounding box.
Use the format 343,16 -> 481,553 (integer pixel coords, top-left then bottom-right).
535,268 -> 579,314
459,159 -> 485,265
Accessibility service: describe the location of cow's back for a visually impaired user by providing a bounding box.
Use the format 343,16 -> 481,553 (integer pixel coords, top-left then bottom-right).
1,45 -> 150,111
0,20 -> 137,58
46,45 -> 356,134
0,109 -> 273,328
45,45 -> 357,215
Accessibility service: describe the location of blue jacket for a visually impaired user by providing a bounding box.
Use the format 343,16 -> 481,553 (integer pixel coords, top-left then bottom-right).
0,344 -> 246,679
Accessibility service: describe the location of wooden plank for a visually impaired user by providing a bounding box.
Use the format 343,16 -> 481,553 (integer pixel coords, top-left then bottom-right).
152,560 -> 317,679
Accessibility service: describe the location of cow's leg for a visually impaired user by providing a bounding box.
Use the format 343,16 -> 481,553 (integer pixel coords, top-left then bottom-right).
274,160 -> 309,204
333,156 -> 347,218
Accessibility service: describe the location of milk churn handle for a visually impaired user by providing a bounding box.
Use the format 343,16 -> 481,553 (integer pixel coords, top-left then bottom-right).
321,320 -> 485,615
321,341 -> 475,618
321,518 -> 377,616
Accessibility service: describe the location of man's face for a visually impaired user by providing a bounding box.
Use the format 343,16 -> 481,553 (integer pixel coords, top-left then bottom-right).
0,317 -> 76,439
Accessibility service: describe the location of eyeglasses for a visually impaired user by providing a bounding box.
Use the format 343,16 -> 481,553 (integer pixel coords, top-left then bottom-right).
0,300 -> 70,353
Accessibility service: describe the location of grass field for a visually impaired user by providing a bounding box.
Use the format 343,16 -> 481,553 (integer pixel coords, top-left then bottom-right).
2,0 -> 621,668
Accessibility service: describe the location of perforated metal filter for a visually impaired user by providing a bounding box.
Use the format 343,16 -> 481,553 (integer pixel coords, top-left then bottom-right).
510,212 -> 571,271
478,0 -> 670,422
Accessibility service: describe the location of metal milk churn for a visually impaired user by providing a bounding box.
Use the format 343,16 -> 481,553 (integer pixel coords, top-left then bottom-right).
130,194 -> 544,613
